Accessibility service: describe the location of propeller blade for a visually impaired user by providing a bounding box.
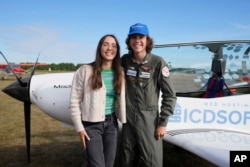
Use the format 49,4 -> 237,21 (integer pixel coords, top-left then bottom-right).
24,101 -> 31,163
30,52 -> 40,76
2,77 -> 32,163
0,51 -> 25,86
1,51 -> 41,163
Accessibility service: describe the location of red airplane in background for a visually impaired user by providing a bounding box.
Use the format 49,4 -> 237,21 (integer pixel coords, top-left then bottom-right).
0,63 -> 48,80
0,63 -> 25,80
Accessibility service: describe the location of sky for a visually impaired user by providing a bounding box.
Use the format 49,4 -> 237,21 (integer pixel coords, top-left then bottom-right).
0,0 -> 250,65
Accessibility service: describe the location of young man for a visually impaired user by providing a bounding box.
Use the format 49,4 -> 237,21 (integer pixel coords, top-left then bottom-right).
120,23 -> 177,167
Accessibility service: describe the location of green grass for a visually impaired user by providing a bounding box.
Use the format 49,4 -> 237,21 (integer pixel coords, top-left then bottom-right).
0,75 -> 216,167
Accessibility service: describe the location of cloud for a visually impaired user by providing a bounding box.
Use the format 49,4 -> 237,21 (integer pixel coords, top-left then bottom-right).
0,24 -> 95,64
231,22 -> 250,30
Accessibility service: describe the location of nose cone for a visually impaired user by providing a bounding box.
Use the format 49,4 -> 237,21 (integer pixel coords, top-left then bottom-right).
2,77 -> 30,102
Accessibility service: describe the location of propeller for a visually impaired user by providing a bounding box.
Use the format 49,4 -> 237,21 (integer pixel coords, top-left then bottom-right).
1,51 -> 40,163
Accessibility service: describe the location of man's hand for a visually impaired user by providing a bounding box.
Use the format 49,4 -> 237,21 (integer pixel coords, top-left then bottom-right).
155,126 -> 166,140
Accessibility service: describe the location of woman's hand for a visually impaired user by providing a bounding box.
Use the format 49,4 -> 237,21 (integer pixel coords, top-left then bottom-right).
79,130 -> 90,149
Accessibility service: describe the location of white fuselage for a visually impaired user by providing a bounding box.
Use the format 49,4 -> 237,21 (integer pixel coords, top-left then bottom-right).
30,72 -> 250,167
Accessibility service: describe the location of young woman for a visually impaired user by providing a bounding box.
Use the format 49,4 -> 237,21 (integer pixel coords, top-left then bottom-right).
70,34 -> 126,167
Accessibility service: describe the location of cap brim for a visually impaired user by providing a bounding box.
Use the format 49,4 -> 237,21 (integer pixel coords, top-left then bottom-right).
128,32 -> 147,36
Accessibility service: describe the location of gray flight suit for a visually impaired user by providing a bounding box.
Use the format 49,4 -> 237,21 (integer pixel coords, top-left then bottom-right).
120,53 -> 177,167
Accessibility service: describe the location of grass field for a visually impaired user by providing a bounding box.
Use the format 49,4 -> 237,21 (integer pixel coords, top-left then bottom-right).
0,75 -> 216,167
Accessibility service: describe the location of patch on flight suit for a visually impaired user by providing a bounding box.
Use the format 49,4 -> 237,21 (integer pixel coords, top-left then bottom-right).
162,66 -> 169,77
139,71 -> 150,78
126,67 -> 137,84
126,69 -> 137,77
139,65 -> 152,79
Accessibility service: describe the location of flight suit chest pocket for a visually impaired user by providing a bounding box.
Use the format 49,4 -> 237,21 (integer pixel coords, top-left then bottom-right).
125,65 -> 154,87
138,65 -> 154,87
126,68 -> 137,87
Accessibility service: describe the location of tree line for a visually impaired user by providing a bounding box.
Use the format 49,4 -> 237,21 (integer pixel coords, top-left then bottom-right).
22,63 -> 84,71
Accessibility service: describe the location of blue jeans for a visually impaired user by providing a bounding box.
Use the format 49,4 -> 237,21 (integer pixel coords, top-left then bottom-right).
83,115 -> 118,167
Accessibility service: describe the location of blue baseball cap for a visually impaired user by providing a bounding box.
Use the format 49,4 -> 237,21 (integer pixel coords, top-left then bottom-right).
128,23 -> 149,36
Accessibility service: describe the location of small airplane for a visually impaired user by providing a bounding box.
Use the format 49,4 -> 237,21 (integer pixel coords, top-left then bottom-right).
0,63 -> 25,80
1,40 -> 250,166
0,61 -> 48,80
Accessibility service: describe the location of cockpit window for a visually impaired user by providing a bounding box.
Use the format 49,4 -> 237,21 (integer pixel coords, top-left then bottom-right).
153,43 -> 250,92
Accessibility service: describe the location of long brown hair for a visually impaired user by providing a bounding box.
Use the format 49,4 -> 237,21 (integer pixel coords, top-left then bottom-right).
90,34 -> 123,94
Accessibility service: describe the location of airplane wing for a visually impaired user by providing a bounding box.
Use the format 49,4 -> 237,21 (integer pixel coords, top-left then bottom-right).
0,64 -> 8,68
163,95 -> 250,167
164,130 -> 250,167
